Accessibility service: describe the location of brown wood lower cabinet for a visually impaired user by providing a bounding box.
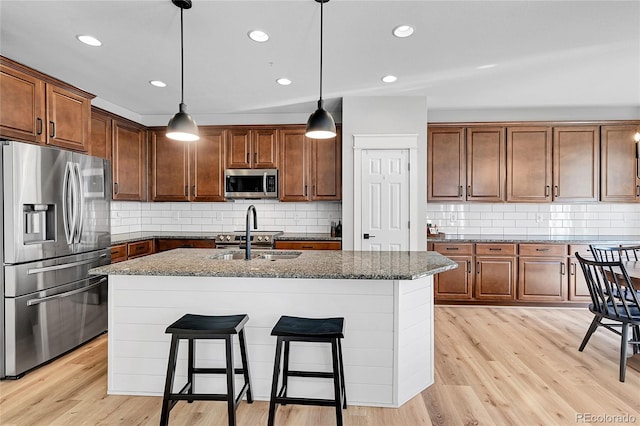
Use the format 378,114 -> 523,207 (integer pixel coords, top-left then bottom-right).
432,243 -> 473,299
111,239 -> 154,263
274,240 -> 341,250
155,238 -> 216,252
475,244 -> 516,300
517,244 -> 567,302
568,244 -> 592,302
110,244 -> 128,263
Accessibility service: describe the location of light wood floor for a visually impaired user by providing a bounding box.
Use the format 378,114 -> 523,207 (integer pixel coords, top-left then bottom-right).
1,306 -> 639,426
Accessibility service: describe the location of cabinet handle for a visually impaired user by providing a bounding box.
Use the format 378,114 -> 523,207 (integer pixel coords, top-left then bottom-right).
467,185 -> 472,197
477,261 -> 480,274
489,248 -> 502,251
545,185 -> 550,197
114,182 -> 119,195
561,263 -> 566,275
554,185 -> 559,197
313,185 -> 316,196
536,248 -> 549,252
445,247 -> 459,251
49,121 -> 56,138
184,185 -> 188,196
570,263 -> 575,276
247,153 -> 250,164
304,185 -> 307,196
254,152 -> 257,164
192,185 -> 196,196
467,261 -> 471,274
302,245 -> 313,249
36,118 -> 43,135
637,185 -> 640,197
458,185 -> 463,197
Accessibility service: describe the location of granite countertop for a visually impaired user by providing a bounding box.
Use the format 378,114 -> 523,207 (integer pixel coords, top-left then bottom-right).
427,234 -> 640,244
90,249 -> 457,280
111,231 -> 340,245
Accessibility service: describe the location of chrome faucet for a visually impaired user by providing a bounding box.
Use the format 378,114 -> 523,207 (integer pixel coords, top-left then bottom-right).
245,205 -> 258,260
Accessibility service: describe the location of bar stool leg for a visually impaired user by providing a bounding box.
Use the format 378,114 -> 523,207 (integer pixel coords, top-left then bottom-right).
238,329 -> 254,403
267,337 -> 284,426
187,338 -> 195,403
225,335 -> 237,426
160,334 -> 180,426
281,340 -> 291,404
331,339 -> 344,426
337,338 -> 347,409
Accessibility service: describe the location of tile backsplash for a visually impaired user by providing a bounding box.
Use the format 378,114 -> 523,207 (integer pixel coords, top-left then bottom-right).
111,200 -> 342,235
426,203 -> 640,236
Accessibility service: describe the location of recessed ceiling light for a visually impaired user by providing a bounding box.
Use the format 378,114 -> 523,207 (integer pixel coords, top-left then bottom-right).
392,25 -> 414,38
381,75 -> 397,83
476,64 -> 497,70
149,80 -> 167,88
248,30 -> 269,42
276,78 -> 292,86
76,35 -> 102,47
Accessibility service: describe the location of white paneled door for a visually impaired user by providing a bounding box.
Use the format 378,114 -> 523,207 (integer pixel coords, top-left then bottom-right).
361,149 -> 410,251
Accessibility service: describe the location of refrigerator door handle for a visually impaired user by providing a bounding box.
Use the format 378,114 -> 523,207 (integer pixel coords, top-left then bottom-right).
62,162 -> 74,244
26,277 -> 107,306
26,253 -> 108,275
73,163 -> 84,243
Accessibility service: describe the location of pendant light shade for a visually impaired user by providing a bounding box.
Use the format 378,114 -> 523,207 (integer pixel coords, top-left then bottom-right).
167,0 -> 199,142
305,0 -> 336,139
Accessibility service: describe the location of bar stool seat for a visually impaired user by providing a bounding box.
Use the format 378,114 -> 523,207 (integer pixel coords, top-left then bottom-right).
267,315 -> 346,426
160,313 -> 253,426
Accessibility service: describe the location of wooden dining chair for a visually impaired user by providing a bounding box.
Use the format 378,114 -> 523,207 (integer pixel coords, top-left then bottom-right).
590,244 -> 640,262
575,253 -> 640,382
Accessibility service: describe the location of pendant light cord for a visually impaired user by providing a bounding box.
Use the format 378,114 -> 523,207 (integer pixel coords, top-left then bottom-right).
319,0 -> 324,104
180,5 -> 185,105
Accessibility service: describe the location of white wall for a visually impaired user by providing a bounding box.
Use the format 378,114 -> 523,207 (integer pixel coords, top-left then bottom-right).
426,202 -> 640,236
342,96 -> 428,250
110,200 -> 341,235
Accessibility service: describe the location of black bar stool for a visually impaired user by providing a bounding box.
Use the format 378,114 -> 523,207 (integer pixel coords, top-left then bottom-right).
267,315 -> 347,426
160,313 -> 253,426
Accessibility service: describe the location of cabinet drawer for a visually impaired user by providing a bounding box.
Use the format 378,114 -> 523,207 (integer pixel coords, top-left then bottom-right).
110,244 -> 127,263
432,243 -> 473,255
127,240 -> 154,258
476,243 -> 516,256
519,244 -> 566,257
274,241 -> 341,250
569,244 -> 592,258
155,238 -> 216,252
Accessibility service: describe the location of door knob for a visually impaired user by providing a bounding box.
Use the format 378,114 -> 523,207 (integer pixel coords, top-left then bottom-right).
363,233 -> 375,239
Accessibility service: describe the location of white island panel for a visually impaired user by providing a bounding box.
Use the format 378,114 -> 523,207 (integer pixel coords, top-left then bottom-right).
108,274 -> 434,407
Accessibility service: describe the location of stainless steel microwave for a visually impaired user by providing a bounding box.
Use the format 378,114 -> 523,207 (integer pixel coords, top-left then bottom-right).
224,169 -> 278,199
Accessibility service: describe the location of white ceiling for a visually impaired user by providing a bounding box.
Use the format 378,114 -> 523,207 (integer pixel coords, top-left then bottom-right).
1,0 -> 639,124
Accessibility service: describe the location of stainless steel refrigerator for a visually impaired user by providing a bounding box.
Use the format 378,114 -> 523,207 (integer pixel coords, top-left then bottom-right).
1,141 -> 111,378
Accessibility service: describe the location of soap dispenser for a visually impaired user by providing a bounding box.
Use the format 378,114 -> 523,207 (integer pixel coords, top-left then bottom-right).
335,220 -> 342,238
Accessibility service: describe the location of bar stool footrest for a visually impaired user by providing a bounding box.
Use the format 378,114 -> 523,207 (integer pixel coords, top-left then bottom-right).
274,396 -> 338,407
286,370 -> 334,379
192,367 -> 248,375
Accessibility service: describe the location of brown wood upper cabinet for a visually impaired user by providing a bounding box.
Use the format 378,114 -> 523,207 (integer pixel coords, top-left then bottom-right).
0,57 -> 92,151
226,127 -> 278,169
601,125 -> 640,202
150,128 -> 225,202
89,107 -> 112,160
427,126 -> 504,201
112,119 -> 147,201
506,125 -> 599,202
279,127 -> 341,201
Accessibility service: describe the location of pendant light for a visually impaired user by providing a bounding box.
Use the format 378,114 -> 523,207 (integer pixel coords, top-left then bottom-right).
166,0 -> 199,142
305,0 -> 336,139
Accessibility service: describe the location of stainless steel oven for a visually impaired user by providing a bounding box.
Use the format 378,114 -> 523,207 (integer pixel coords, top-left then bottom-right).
224,169 -> 278,199
215,231 -> 283,250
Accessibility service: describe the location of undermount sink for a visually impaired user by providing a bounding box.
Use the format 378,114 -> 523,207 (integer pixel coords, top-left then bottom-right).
209,251 -> 302,261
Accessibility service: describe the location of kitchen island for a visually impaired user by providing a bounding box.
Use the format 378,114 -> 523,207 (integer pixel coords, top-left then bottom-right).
90,249 -> 457,408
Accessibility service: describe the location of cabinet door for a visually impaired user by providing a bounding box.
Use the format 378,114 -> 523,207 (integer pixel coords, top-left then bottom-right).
226,128 -> 251,168
127,240 -> 154,259
434,255 -> 473,300
466,127 -> 505,201
0,63 -> 45,143
518,257 -> 567,301
279,128 -> 310,201
45,84 -> 90,151
506,127 -> 551,202
89,108 -> 112,160
553,126 -> 599,202
601,125 -> 640,202
150,131 -> 189,201
569,244 -> 592,302
190,128 -> 225,201
476,256 -> 516,300
311,133 -> 341,200
156,239 -> 216,252
112,120 -> 146,201
427,127 -> 465,201
253,128 -> 278,168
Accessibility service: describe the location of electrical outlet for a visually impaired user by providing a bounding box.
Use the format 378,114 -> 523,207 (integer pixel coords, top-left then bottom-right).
536,213 -> 543,223
449,213 -> 457,223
